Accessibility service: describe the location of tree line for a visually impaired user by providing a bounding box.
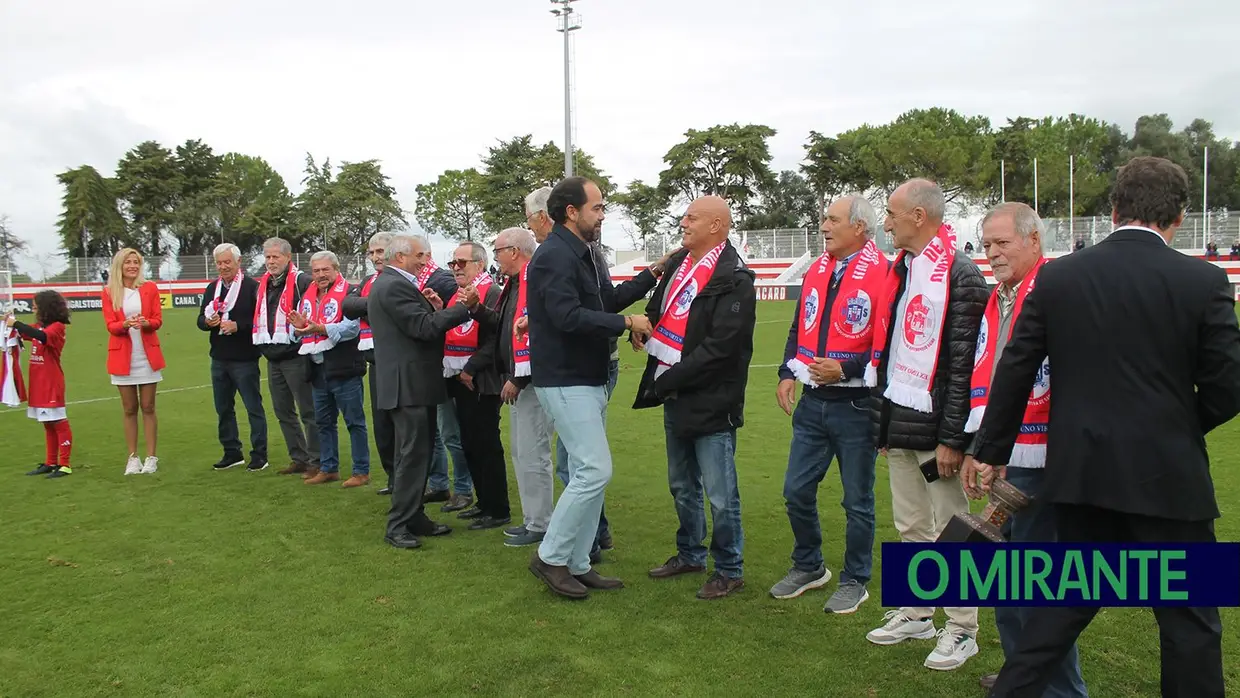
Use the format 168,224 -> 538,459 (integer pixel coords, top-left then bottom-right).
12,108 -> 1240,262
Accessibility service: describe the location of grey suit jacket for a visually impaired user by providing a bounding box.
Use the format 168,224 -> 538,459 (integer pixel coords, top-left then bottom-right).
367,265 -> 471,409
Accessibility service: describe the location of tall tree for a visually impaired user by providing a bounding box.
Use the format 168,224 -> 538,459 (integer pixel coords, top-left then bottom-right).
657,123 -> 777,223
56,166 -> 130,257
477,135 -> 613,232
993,115 -> 1121,217
415,168 -> 487,241
801,130 -> 870,215
328,160 -> 407,257
744,170 -> 819,230
169,139 -> 224,256
610,179 -> 669,249
213,153 -> 295,252
293,154 -> 340,252
0,215 -> 28,264
855,108 -> 996,204
114,140 -> 179,256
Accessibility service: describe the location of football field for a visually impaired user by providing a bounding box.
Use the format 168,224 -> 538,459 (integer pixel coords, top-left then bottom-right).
2,302 -> 1237,697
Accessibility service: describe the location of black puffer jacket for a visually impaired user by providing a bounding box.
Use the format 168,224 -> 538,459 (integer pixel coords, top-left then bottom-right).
870,250 -> 988,452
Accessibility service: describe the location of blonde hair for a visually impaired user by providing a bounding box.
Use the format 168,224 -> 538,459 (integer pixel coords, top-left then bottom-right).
107,248 -> 147,310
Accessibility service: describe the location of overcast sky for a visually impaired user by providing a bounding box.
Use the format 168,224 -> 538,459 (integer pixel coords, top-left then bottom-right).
2,0 -> 1237,272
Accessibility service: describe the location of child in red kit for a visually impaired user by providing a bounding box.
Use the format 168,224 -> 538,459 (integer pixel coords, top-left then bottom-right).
6,290 -> 73,478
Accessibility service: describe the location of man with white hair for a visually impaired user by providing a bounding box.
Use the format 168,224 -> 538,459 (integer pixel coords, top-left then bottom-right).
958,203 -> 1087,696
770,195 -> 888,614
197,242 -> 268,472
864,179 -> 988,671
478,227 -> 555,547
524,187 -> 554,243
252,237 -> 319,477
288,251 -> 370,488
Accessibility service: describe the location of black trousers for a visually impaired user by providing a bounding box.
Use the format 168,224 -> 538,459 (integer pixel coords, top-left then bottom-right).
368,369 -> 395,479
385,405 -> 438,538
447,379 -> 509,519
989,503 -> 1222,698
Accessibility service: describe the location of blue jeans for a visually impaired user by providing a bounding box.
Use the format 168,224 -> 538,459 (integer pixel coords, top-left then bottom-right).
996,466 -> 1088,697
664,411 -> 744,577
311,374 -> 369,476
537,385 -> 611,576
210,359 -> 267,461
555,359 -> 618,549
428,399 -> 473,495
783,392 -> 876,584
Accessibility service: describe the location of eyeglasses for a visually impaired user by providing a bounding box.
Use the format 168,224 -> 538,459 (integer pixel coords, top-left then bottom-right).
493,246 -> 515,256
447,259 -> 475,269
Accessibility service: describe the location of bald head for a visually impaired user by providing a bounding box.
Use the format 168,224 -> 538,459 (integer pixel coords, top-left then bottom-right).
678,195 -> 733,258
884,178 -> 947,254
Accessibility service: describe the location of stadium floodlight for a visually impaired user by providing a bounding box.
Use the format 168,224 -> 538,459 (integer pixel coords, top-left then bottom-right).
550,0 -> 582,177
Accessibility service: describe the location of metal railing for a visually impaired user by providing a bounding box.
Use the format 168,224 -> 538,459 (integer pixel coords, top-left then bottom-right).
11,253 -> 375,285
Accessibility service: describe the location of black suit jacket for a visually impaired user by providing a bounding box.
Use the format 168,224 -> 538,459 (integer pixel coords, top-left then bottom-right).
972,227 -> 1240,521
367,266 -> 471,409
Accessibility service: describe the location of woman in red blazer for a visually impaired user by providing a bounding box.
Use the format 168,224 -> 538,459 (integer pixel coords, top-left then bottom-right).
102,248 -> 166,476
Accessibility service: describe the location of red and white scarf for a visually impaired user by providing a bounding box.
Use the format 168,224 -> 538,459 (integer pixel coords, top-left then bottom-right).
443,272 -> 494,376
512,262 -> 531,377
965,257 -> 1050,468
297,275 -> 350,355
645,242 -> 727,378
252,265 -> 300,345
787,239 -> 887,388
1,323 -> 25,407
203,272 -> 243,321
865,224 -> 957,413
357,273 -> 377,351
412,259 -> 439,291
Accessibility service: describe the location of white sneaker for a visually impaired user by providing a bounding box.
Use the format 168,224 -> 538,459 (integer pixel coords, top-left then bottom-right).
923,628 -> 979,671
141,456 -> 159,474
866,609 -> 937,645
124,455 -> 142,476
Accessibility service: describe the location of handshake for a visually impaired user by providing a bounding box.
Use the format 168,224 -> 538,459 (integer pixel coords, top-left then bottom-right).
422,284 -> 479,311
626,314 -> 653,351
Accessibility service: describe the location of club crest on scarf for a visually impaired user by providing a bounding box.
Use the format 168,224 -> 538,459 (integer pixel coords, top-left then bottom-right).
902,294 -> 937,351
671,280 -> 698,320
1031,358 -> 1051,404
837,290 -> 872,340
802,289 -> 820,332
973,316 -> 990,367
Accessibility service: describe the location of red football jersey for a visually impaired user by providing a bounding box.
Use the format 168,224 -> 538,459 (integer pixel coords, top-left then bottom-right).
27,322 -> 66,409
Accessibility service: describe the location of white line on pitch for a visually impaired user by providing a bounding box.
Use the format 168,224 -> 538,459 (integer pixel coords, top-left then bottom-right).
0,383 -> 212,415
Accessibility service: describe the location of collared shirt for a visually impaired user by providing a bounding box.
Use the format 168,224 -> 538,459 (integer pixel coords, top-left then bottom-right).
392,265 -> 420,285
308,277 -> 361,364
1116,225 -> 1168,245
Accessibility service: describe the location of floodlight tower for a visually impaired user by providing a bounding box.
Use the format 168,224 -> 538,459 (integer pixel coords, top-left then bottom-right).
550,0 -> 582,177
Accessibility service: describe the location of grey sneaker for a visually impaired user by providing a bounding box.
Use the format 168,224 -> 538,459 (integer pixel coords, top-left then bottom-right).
504,530 -> 545,547
824,579 -> 870,614
769,565 -> 831,599
503,525 -> 528,538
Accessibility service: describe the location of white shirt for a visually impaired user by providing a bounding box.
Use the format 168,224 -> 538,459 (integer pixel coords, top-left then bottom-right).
1115,225 -> 1168,245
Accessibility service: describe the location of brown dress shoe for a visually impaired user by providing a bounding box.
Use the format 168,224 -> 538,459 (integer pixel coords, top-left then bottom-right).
441,494 -> 473,512
300,467 -> 321,481
649,555 -> 706,579
341,474 -> 370,488
697,573 -> 745,599
574,569 -> 624,590
528,554 -> 589,599
278,462 -> 309,475
979,674 -> 998,690
305,471 -> 339,485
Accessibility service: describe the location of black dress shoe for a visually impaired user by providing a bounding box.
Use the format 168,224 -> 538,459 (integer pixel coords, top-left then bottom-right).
376,487 -> 392,496
456,506 -> 485,519
384,532 -> 422,549
423,488 -> 450,503
410,522 -> 452,537
468,515 -> 512,531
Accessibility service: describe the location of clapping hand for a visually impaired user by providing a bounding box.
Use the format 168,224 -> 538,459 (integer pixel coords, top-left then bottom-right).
422,288 -> 444,311
137,315 -> 151,329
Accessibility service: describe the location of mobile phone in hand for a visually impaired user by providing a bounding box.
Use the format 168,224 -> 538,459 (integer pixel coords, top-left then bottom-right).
920,455 -> 940,483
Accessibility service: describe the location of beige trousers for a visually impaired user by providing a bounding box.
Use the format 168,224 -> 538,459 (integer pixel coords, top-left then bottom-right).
886,447 -> 979,636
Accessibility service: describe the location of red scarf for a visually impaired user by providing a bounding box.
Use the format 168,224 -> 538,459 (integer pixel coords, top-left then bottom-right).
414,259 -> 439,290
965,257 -> 1050,468
864,223 -> 956,413
357,273 -> 376,351
252,265 -> 300,345
297,275 -> 349,355
1,325 -> 25,407
512,262 -> 531,377
787,239 -> 887,387
443,273 -> 494,376
645,242 -> 727,377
